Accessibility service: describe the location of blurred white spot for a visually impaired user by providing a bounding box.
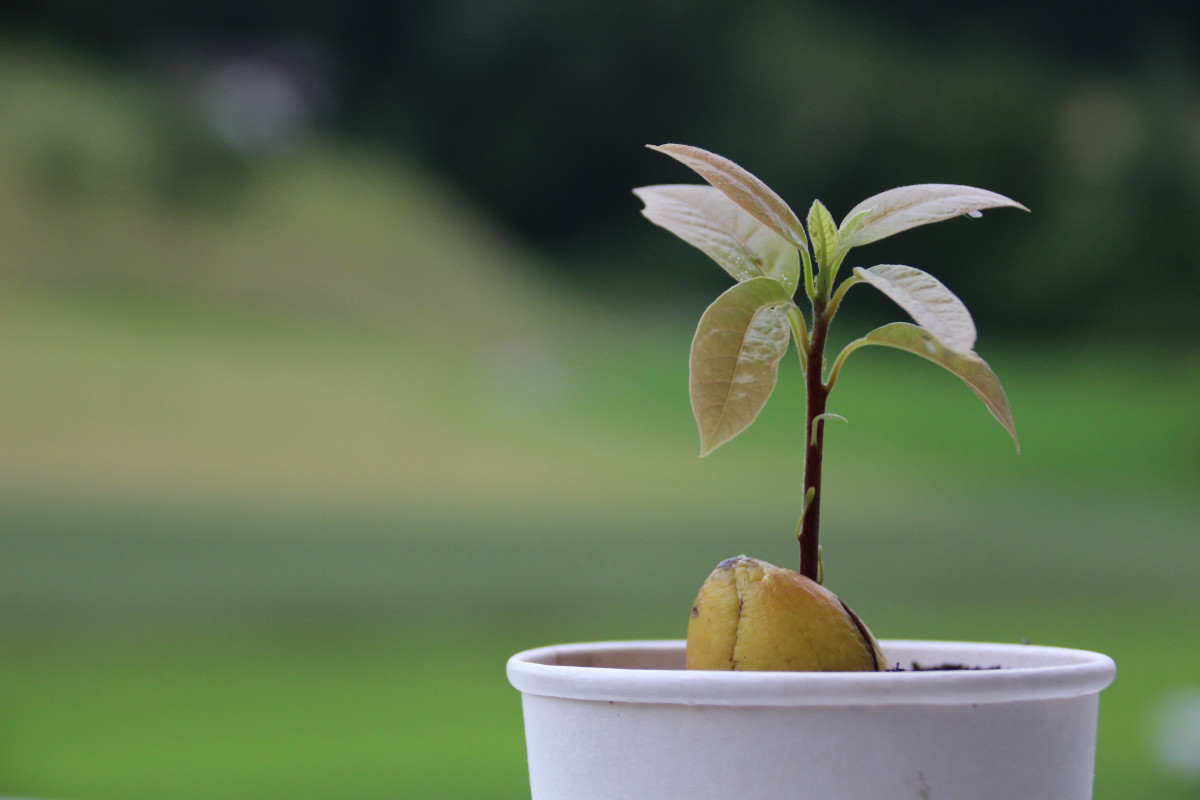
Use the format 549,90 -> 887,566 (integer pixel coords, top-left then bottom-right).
196,59 -> 314,155
1149,687 -> 1200,782
966,210 -> 983,219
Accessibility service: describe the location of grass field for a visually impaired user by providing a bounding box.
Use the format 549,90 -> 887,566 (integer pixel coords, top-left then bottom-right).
3,284 -> 1199,800
3,41 -> 1200,800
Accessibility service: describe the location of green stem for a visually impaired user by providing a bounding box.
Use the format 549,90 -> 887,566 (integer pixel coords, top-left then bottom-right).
787,306 -> 810,372
800,248 -> 817,303
825,337 -> 868,392
827,274 -> 861,318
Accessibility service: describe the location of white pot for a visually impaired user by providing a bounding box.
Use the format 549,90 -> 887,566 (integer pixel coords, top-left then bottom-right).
507,639 -> 1115,800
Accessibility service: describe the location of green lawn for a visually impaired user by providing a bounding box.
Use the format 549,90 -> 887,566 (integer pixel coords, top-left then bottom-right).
2,285 -> 1199,800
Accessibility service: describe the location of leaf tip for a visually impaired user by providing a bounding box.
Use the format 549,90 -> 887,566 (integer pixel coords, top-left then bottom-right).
697,435 -> 721,458
997,408 -> 1020,453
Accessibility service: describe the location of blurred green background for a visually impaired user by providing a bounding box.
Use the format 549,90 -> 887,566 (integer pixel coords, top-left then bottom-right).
2,2 -> 1199,798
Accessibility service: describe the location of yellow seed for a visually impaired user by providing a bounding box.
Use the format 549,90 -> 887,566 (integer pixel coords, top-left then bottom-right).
686,555 -> 888,671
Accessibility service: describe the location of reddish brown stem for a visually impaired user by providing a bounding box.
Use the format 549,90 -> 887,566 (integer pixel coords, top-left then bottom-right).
799,299 -> 831,582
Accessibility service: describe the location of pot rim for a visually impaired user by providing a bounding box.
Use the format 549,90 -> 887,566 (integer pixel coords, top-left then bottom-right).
507,639 -> 1116,706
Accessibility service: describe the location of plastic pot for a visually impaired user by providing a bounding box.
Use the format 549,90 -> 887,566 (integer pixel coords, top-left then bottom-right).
507,639 -> 1115,800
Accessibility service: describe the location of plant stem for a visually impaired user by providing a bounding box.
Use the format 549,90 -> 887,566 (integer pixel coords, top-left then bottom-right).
799,296 -> 831,582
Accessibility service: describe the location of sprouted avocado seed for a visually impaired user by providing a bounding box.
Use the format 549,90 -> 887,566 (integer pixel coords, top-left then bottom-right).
636,144 -> 1026,671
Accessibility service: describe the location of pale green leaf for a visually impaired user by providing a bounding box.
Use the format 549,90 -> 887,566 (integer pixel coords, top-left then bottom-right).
837,205 -> 875,247
634,184 -> 800,293
648,144 -> 808,253
840,184 -> 1029,249
857,322 -> 1018,450
807,199 -> 839,270
690,277 -> 795,456
853,264 -> 977,354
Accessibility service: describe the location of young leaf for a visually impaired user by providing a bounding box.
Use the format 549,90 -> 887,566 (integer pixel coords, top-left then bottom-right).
648,144 -> 809,253
634,184 -> 800,293
854,322 -> 1018,450
837,205 -> 876,247
690,277 -> 794,456
807,199 -> 839,271
840,184 -> 1029,249
853,264 -> 977,354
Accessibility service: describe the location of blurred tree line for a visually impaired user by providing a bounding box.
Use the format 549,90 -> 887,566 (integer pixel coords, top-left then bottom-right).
4,0 -> 1200,338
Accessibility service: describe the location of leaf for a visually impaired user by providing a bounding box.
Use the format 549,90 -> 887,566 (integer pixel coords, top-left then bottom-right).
807,199 -> 839,270
648,144 -> 808,253
853,264 -> 977,354
837,205 -> 875,246
634,184 -> 800,293
857,322 -> 1018,450
840,184 -> 1029,249
690,277 -> 795,456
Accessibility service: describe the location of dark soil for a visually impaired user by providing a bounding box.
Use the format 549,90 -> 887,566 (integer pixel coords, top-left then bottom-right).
888,662 -> 1002,672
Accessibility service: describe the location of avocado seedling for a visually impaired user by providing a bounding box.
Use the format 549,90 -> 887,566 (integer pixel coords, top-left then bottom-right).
635,144 -> 1026,671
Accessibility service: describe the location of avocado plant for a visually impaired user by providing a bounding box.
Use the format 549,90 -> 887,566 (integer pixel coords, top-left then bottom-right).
634,144 -> 1026,671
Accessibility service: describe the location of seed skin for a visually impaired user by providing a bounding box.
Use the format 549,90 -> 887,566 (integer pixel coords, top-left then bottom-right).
686,555 -> 888,672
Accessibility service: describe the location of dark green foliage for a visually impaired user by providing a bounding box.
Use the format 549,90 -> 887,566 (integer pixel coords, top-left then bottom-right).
5,1 -> 1200,335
